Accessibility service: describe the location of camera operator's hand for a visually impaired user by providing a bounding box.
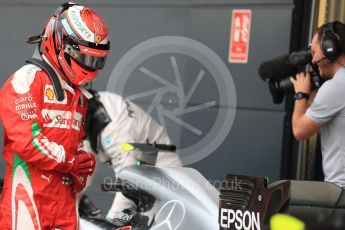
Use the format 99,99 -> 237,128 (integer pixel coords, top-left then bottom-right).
290,72 -> 312,94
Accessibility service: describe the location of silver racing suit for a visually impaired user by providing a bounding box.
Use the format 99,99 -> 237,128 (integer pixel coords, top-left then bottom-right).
84,91 -> 182,219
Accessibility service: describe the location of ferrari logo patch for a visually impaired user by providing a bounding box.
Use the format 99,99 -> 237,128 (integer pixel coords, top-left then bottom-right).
95,34 -> 101,45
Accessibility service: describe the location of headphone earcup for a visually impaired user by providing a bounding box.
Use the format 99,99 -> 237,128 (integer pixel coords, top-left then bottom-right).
322,37 -> 340,61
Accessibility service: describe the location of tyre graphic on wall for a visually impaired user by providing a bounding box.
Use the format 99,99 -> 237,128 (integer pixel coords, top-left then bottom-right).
107,36 -> 237,165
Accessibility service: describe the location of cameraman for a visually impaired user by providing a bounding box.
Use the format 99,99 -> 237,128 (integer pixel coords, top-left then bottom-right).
290,21 -> 345,187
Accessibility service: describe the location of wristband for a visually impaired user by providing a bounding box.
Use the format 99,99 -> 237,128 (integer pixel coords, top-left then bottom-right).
293,92 -> 309,100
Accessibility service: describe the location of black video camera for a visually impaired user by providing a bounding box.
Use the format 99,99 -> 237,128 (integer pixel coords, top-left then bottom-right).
258,50 -> 323,104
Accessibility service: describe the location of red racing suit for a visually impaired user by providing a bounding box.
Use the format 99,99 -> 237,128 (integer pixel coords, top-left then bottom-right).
0,63 -> 89,229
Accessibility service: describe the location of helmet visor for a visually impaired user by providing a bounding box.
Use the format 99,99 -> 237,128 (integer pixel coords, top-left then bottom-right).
64,45 -> 107,70
64,39 -> 109,70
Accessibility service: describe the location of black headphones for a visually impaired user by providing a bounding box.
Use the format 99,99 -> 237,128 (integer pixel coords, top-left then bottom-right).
321,22 -> 341,61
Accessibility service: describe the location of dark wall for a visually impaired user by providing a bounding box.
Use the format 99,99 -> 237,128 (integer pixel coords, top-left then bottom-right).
0,0 -> 294,213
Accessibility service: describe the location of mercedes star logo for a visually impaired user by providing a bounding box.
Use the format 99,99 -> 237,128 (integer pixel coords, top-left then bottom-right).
151,200 -> 186,230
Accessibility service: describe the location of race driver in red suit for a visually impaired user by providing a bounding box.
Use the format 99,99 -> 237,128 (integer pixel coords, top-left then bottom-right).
0,2 -> 110,229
